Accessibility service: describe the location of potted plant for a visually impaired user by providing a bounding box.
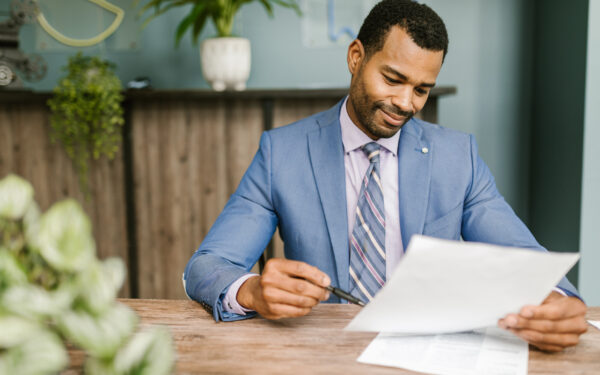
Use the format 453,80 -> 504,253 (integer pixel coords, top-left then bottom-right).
47,53 -> 124,197
0,174 -> 174,374
137,0 -> 301,91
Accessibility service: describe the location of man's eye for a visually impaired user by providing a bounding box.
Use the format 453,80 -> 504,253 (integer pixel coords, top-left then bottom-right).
415,88 -> 428,95
384,76 -> 401,84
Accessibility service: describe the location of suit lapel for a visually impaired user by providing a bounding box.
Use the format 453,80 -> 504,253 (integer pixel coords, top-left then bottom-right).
308,106 -> 349,290
398,119 -> 432,250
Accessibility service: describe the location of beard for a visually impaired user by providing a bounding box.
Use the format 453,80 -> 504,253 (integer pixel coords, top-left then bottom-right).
349,76 -> 414,139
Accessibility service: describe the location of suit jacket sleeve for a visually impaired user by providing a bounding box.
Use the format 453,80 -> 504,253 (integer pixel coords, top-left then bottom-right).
461,134 -> 580,298
183,132 -> 278,321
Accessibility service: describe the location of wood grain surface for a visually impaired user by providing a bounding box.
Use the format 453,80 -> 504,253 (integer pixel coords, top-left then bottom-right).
0,103 -> 130,296
68,300 -> 600,375
131,98 -> 263,299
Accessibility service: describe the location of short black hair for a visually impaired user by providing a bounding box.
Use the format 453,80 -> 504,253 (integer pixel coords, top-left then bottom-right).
357,0 -> 449,60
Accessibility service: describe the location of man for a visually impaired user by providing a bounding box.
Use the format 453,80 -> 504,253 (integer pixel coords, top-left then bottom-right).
184,0 -> 587,352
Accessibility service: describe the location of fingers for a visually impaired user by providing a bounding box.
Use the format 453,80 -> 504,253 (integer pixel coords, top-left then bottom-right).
507,328 -> 582,352
262,259 -> 330,302
259,303 -> 312,320
250,259 -> 332,320
266,258 -> 331,287
498,295 -> 588,352
528,342 -> 565,353
261,280 -> 325,307
518,296 -> 587,321
499,313 -> 588,334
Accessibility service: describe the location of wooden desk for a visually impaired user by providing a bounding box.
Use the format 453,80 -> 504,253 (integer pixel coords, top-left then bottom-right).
83,299 -> 597,375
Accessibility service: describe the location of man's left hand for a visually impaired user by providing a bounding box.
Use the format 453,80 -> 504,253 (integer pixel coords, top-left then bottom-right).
498,291 -> 588,352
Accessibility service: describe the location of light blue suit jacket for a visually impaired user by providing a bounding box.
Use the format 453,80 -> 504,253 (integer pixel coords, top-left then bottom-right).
184,100 -> 579,321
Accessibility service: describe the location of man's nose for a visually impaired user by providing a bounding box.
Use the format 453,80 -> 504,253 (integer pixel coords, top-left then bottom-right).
390,86 -> 414,113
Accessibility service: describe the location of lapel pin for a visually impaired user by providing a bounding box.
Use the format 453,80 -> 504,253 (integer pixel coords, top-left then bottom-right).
421,147 -> 429,154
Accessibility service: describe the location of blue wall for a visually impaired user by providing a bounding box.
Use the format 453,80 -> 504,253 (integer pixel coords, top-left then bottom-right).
13,0 -> 357,90
9,0 -> 535,219
579,0 -> 600,305
428,0 -> 534,221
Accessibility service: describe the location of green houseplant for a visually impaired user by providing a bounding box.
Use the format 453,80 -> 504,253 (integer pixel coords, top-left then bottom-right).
137,0 -> 301,91
47,53 -> 124,196
138,0 -> 301,43
0,174 -> 174,374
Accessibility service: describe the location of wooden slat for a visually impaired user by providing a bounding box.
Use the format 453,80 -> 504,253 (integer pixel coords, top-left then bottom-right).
272,97 -> 344,129
132,98 -> 263,298
0,102 -> 130,296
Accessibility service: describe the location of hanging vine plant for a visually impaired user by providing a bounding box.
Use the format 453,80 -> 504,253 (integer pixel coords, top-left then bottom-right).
47,53 -> 124,196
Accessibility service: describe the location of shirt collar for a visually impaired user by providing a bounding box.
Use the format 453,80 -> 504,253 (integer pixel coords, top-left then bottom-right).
340,96 -> 400,157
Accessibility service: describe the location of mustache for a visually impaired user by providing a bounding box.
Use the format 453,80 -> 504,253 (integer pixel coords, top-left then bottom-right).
376,103 -> 414,119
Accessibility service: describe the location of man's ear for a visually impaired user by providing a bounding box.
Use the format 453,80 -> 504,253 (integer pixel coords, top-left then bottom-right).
347,39 -> 366,75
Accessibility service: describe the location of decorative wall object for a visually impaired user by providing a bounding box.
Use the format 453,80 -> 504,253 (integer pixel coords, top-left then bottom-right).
0,0 -> 47,88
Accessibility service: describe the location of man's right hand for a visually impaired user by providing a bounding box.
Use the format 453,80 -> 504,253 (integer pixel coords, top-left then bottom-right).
236,258 -> 331,319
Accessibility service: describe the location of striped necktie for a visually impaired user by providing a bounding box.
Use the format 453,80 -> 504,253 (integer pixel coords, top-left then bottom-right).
349,142 -> 386,303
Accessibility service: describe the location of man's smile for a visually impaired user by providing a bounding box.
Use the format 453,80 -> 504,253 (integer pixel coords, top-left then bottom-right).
379,108 -> 406,126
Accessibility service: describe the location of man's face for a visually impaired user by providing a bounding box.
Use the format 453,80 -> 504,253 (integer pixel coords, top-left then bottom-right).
347,26 -> 444,140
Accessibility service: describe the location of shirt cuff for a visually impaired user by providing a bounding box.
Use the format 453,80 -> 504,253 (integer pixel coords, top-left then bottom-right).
553,287 -> 568,297
222,273 -> 259,315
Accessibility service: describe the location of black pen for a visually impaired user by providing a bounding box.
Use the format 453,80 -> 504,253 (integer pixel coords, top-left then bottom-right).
297,276 -> 366,307
325,285 -> 366,307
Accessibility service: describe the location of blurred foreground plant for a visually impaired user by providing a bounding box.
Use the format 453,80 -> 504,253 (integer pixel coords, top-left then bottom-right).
0,174 -> 174,374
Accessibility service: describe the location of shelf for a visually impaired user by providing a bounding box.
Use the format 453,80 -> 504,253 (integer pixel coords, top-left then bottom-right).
0,86 -> 457,104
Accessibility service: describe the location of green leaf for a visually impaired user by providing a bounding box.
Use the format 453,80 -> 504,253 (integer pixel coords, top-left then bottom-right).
0,174 -> 34,220
0,330 -> 68,374
57,302 -> 138,359
139,0 -> 193,28
175,2 -> 206,47
75,257 -> 126,315
258,0 -> 274,17
113,326 -> 175,375
192,7 -> 211,41
140,0 -> 301,42
270,0 -> 302,15
0,250 -> 28,291
0,316 -> 41,347
37,199 -> 96,272
2,284 -> 75,320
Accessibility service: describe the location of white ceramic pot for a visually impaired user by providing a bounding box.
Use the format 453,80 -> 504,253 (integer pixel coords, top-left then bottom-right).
200,37 -> 251,91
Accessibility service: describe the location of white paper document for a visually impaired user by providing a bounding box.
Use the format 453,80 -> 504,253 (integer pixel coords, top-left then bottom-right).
358,327 -> 528,375
346,235 -> 579,334
589,321 -> 600,330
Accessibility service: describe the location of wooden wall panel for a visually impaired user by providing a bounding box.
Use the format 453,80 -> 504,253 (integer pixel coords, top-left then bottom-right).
1,90 -> 450,300
272,98 -> 343,129
132,98 -> 263,299
0,102 -> 130,296
225,100 -> 264,194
